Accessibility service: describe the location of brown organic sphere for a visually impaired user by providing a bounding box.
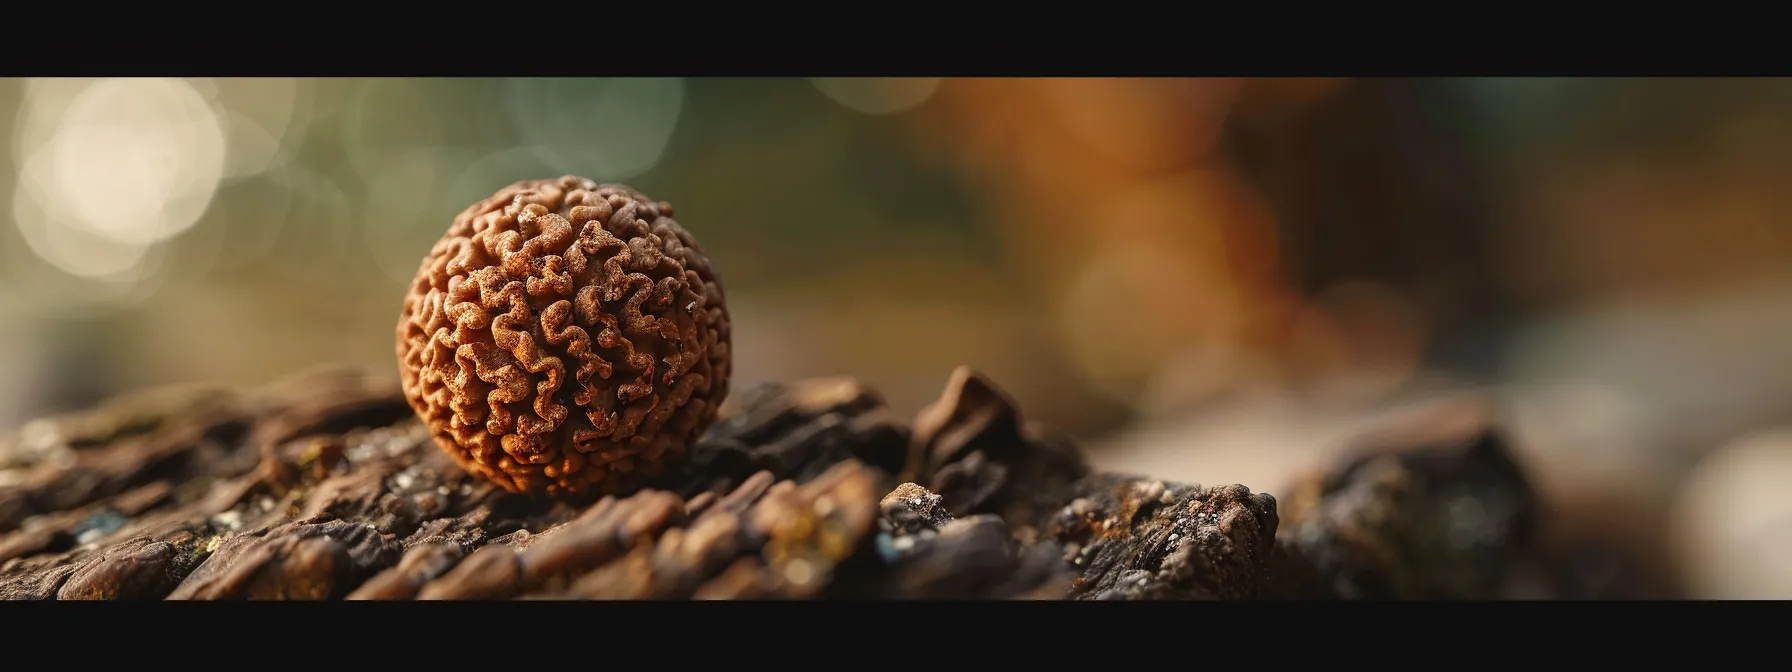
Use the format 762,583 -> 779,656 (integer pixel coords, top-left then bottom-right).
396,176 -> 731,496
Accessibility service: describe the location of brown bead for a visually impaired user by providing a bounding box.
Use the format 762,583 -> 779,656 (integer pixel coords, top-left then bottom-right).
396,176 -> 731,496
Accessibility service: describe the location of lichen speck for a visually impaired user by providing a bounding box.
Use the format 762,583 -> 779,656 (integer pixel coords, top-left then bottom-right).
396,176 -> 731,496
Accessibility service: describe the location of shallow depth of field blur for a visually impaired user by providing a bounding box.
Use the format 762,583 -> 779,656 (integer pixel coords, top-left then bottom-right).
3,77 -> 1792,597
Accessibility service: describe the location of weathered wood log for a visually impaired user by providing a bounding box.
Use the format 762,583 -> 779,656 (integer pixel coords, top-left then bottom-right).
0,366 -> 1665,599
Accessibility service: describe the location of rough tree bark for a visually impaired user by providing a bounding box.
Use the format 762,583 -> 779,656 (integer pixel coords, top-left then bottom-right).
0,366 -> 1667,600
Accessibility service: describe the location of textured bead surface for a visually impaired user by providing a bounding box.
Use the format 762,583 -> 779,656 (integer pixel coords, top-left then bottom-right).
396,176 -> 730,495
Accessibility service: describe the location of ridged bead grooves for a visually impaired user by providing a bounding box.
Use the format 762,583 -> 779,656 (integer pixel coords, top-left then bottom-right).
396,176 -> 731,496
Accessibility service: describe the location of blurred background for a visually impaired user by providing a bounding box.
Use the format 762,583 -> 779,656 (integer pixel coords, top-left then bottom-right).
3,77 -> 1791,597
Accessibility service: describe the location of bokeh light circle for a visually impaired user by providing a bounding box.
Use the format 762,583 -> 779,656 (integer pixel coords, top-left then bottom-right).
810,78 -> 941,115
17,77 -> 227,246
505,78 -> 685,181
